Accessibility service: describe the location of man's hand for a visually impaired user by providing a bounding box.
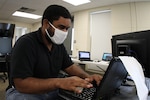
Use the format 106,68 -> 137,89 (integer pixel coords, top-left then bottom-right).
58,76 -> 93,93
85,74 -> 102,86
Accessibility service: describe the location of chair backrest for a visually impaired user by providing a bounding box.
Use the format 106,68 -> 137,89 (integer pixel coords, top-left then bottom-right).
0,37 -> 12,56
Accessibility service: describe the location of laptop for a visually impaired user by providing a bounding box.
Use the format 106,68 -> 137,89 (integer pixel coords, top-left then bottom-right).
78,51 -> 92,61
102,53 -> 112,61
58,57 -> 128,100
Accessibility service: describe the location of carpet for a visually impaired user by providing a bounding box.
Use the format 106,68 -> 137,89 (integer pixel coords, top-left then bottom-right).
0,79 -> 8,100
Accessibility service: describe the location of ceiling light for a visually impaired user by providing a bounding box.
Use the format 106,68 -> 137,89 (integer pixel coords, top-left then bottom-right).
12,11 -> 42,19
63,0 -> 91,6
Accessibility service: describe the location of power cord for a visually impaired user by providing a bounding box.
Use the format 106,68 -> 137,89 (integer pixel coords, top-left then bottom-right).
96,65 -> 106,72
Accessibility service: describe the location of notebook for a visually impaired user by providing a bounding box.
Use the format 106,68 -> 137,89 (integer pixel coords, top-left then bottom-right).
58,57 -> 128,100
78,51 -> 92,61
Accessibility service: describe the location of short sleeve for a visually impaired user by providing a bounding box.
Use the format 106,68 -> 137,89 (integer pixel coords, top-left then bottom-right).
11,35 -> 37,79
61,45 -> 74,69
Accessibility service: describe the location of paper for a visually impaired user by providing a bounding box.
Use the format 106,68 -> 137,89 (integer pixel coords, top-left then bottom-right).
119,56 -> 148,100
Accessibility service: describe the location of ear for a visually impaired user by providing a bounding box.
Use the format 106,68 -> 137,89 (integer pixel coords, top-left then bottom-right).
43,19 -> 49,28
43,19 -> 54,36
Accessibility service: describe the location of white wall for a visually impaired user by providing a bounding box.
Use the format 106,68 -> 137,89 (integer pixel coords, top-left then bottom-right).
136,2 -> 150,31
72,1 -> 150,58
111,3 -> 132,34
32,22 -> 41,31
72,11 -> 90,57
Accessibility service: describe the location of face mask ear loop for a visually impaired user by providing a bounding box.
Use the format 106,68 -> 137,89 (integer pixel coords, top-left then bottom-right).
45,29 -> 51,38
48,22 -> 56,30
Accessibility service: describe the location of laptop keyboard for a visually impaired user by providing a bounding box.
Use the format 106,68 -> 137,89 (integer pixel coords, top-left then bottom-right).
59,87 -> 96,100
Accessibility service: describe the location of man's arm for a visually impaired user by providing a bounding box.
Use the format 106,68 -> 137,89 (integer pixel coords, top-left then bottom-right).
13,65 -> 101,94
13,77 -> 63,94
14,75 -> 93,94
64,64 -> 102,85
64,64 -> 90,79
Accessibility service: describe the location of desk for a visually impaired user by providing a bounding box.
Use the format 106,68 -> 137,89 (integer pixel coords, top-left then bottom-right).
72,59 -> 109,75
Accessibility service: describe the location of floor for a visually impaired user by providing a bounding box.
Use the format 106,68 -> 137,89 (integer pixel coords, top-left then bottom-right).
0,75 -> 8,100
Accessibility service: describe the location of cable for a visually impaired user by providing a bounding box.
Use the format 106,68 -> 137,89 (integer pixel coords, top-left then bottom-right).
96,65 -> 106,72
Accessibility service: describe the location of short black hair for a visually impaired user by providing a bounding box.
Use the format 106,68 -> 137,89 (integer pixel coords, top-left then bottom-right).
42,5 -> 72,25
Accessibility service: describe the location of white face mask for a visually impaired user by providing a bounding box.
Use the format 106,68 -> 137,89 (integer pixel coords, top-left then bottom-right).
45,22 -> 68,45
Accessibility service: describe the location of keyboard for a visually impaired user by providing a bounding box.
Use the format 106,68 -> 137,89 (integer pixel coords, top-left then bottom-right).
59,87 -> 96,100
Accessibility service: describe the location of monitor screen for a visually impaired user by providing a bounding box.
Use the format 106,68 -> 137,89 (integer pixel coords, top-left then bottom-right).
0,23 -> 15,37
111,30 -> 150,77
80,52 -> 90,58
0,37 -> 12,55
96,57 -> 127,99
102,53 -> 112,61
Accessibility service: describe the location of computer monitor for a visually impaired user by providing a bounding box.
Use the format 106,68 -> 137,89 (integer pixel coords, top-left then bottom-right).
0,23 -> 15,37
111,30 -> 150,78
0,37 -> 12,56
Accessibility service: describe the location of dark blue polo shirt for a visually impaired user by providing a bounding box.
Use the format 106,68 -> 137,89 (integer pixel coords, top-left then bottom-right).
10,28 -> 73,86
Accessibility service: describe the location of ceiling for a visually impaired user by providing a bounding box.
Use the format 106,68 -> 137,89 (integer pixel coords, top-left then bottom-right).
0,0 -> 148,24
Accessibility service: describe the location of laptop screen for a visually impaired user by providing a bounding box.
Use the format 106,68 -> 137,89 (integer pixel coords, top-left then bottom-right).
95,57 -> 127,99
102,53 -> 112,61
79,51 -> 90,61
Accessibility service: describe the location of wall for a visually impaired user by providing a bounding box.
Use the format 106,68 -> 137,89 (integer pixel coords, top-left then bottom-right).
111,3 -> 132,34
136,2 -> 150,31
32,22 -> 41,31
72,10 -> 90,57
72,1 -> 150,57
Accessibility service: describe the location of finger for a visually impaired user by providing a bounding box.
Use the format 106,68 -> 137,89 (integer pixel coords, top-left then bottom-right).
72,79 -> 92,89
85,78 -> 91,82
75,87 -> 83,93
85,77 -> 94,83
95,75 -> 102,85
78,81 -> 93,88
89,74 -> 102,86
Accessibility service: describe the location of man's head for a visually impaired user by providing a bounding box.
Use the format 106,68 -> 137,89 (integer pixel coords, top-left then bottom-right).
42,5 -> 72,25
42,5 -> 72,45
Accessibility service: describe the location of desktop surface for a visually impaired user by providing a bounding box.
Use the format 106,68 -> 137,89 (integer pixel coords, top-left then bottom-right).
72,58 -> 109,75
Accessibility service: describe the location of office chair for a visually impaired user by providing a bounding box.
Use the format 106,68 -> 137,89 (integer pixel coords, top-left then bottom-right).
0,56 -> 8,82
0,37 -> 13,83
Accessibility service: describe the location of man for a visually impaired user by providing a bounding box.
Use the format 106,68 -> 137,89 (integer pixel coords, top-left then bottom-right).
6,5 -> 102,100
